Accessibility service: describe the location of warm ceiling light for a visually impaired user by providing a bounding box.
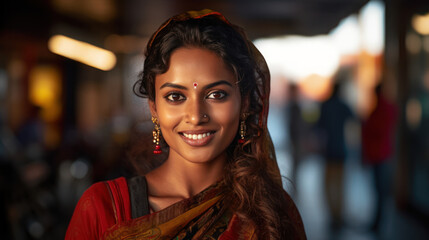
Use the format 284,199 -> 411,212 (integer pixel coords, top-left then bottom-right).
298,74 -> 333,102
254,35 -> 340,81
29,65 -> 60,107
412,13 -> 429,35
48,34 -> 116,71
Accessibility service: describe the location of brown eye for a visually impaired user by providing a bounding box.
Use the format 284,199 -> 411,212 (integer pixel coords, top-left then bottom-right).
207,91 -> 227,100
165,93 -> 185,102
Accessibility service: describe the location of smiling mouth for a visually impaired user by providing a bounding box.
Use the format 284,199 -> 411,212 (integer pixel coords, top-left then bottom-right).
182,132 -> 212,140
179,131 -> 216,146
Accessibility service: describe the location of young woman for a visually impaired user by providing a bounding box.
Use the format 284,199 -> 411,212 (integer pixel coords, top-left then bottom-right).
66,9 -> 306,240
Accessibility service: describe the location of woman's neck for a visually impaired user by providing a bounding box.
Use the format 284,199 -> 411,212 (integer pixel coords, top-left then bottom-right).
146,152 -> 226,199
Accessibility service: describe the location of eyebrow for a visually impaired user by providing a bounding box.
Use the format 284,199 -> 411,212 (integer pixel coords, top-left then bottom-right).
203,80 -> 233,90
159,80 -> 233,90
160,82 -> 187,90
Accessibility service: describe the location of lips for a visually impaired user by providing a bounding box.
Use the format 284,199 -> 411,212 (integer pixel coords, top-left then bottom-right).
179,131 -> 215,146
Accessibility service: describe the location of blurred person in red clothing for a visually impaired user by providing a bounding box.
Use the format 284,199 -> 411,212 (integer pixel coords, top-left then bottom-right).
361,84 -> 398,233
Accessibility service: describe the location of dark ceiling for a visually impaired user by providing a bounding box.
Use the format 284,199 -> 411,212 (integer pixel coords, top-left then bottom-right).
122,0 -> 371,39
1,0 -> 370,42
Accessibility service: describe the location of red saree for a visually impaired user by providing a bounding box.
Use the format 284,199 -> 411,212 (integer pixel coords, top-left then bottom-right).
65,177 -> 257,240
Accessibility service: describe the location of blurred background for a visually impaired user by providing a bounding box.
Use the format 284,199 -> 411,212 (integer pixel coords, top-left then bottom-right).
1,0 -> 428,239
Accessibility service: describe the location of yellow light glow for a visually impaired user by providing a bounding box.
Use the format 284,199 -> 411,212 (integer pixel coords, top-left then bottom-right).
357,51 -> 381,89
48,34 -> 116,71
29,66 -> 61,107
298,74 -> 333,101
357,87 -> 376,119
29,65 -> 63,125
412,13 -> 429,35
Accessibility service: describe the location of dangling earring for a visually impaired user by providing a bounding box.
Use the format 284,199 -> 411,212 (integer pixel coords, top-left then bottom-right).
238,119 -> 246,144
152,117 -> 162,154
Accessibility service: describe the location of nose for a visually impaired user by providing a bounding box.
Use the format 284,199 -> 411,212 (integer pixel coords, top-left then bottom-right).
185,97 -> 209,125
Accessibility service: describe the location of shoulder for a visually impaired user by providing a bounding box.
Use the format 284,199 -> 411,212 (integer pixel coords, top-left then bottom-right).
65,177 -> 131,240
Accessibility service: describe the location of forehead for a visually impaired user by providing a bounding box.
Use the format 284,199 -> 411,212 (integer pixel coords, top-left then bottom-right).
155,47 -> 237,86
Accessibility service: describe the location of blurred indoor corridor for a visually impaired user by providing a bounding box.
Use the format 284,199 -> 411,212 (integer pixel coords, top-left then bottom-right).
269,105 -> 429,240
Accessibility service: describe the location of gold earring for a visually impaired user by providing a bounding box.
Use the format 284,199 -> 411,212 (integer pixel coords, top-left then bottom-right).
238,113 -> 249,144
238,119 -> 246,144
152,117 -> 162,154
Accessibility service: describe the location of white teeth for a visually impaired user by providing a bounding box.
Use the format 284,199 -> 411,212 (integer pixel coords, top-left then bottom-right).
183,132 -> 211,140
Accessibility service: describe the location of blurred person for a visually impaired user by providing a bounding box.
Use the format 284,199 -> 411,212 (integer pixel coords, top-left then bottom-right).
65,10 -> 306,240
361,84 -> 397,233
285,82 -> 305,195
317,82 -> 354,231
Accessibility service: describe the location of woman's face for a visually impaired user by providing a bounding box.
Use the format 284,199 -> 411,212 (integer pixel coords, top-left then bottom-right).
150,47 -> 241,165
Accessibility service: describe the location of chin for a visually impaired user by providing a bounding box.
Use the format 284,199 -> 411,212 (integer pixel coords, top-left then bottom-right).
181,150 -> 226,165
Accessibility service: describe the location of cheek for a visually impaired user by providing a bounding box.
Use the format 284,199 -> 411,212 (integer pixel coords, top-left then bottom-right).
211,99 -> 241,129
155,100 -> 181,132
214,107 -> 239,124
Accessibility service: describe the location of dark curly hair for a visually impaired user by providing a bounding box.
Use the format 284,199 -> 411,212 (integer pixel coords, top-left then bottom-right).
134,14 -> 304,240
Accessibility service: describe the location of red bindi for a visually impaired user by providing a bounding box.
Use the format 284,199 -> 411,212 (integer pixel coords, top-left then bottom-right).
193,82 -> 198,88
